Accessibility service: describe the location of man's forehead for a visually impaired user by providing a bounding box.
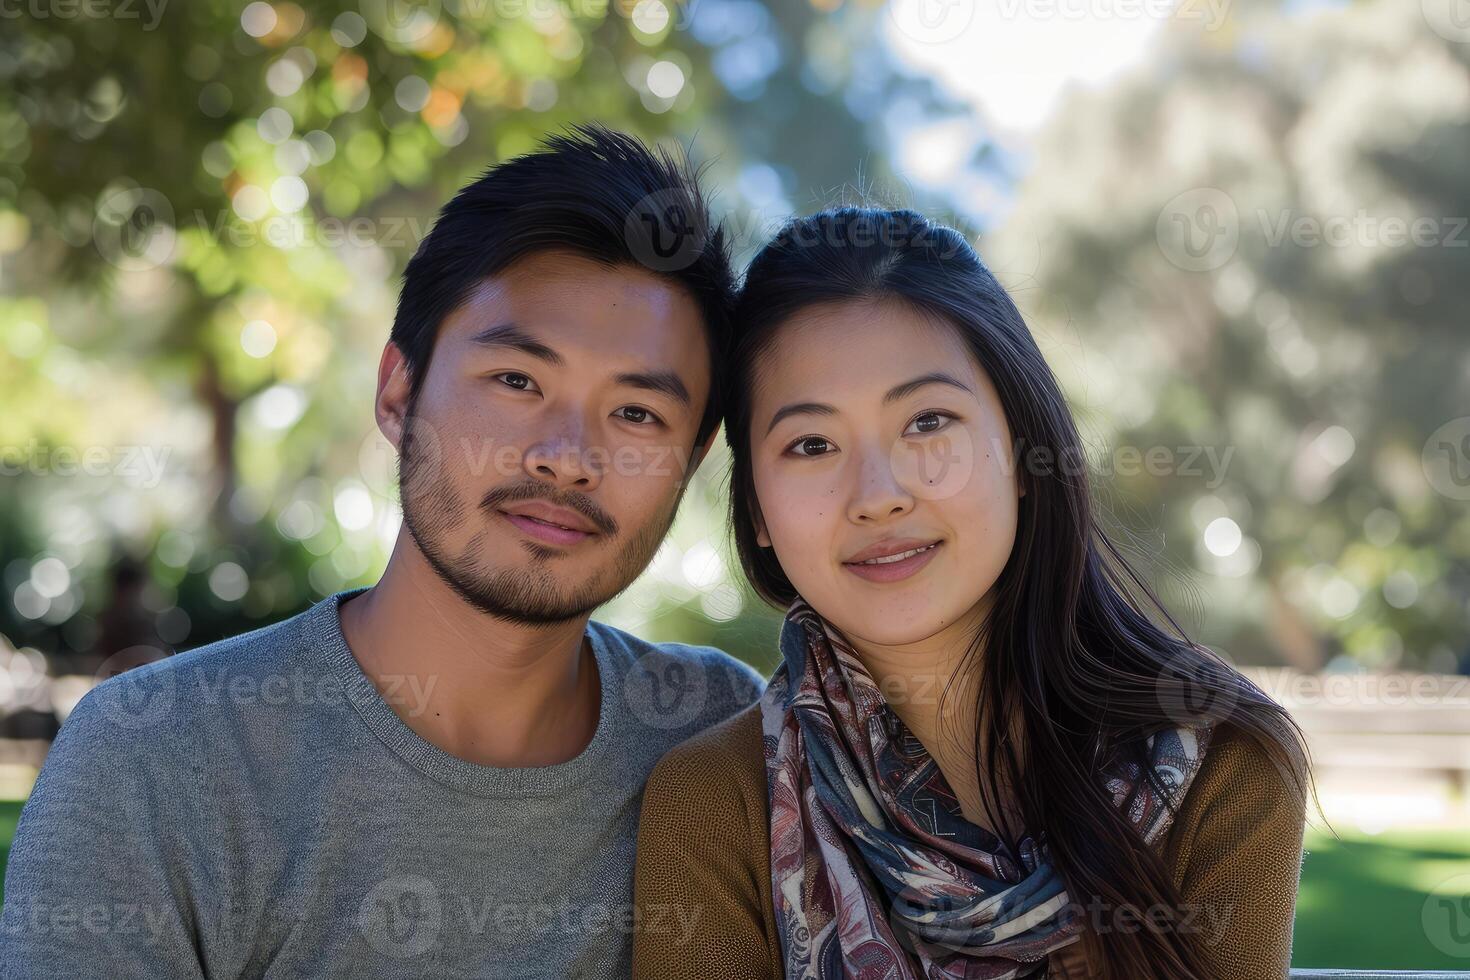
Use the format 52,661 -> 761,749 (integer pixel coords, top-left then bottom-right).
453,255 -> 697,327
440,257 -> 711,390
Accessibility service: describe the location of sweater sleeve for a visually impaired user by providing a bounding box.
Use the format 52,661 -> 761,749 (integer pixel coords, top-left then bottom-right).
633,708 -> 779,980
0,683 -> 206,978
1165,727 -> 1309,980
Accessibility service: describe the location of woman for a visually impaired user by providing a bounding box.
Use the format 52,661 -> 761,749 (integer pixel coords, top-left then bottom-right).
633,208 -> 1316,980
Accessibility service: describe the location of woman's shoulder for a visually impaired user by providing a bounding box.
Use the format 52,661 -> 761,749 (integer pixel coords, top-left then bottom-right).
641,701 -> 767,826
1185,720 -> 1307,813
1162,719 -> 1310,875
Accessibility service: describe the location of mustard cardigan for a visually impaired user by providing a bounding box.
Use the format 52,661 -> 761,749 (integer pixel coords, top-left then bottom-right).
634,702 -> 1307,979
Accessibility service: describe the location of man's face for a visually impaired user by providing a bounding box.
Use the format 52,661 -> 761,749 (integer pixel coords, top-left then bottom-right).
386,250 -> 712,625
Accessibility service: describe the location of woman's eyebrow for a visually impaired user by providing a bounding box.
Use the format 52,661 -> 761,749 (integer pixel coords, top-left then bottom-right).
764,373 -> 976,437
882,372 -> 976,405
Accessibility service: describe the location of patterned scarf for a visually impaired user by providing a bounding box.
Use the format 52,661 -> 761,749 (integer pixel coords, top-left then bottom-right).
760,598 -> 1214,980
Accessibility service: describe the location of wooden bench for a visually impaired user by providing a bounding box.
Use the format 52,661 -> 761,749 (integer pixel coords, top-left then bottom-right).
1289,972 -> 1470,978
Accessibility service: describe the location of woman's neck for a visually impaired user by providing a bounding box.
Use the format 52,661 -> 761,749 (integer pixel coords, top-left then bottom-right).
843,594 -> 1021,836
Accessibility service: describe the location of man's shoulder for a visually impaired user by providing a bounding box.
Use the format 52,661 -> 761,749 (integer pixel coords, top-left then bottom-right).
64,595 -> 333,743
587,620 -> 766,739
589,620 -> 765,693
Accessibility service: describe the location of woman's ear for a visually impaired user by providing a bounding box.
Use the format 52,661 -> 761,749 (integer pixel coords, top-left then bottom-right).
750,501 -> 772,549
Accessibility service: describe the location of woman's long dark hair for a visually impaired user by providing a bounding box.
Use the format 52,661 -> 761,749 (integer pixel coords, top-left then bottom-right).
726,207 -> 1319,980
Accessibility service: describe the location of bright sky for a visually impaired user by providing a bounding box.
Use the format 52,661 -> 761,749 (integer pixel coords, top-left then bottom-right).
879,0 -> 1191,219
883,0 -> 1182,134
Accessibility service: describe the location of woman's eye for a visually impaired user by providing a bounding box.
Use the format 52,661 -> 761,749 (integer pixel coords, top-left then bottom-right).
614,406 -> 661,426
493,372 -> 537,392
905,411 -> 953,436
788,436 -> 834,457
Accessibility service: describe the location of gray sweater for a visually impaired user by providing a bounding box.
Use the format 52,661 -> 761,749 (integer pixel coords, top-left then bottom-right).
0,586 -> 764,978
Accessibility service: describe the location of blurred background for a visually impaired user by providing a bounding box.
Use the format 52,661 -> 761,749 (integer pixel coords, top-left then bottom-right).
0,0 -> 1467,969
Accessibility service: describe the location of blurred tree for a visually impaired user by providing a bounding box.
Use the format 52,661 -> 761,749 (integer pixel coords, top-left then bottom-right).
984,0 -> 1470,669
0,0 -> 957,675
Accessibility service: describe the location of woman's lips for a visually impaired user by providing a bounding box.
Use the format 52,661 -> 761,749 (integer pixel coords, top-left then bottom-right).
500,511 -> 595,547
841,541 -> 942,583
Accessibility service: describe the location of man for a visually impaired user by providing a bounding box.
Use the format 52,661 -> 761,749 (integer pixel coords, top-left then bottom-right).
1,126 -> 762,977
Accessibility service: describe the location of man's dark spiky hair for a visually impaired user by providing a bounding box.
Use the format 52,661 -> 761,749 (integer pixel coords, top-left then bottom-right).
390,124 -> 735,446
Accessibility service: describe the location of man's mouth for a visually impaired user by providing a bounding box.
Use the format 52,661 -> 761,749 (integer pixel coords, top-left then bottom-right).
497,508 -> 599,547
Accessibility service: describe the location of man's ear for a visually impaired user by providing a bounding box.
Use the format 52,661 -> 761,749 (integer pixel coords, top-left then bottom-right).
375,341 -> 413,451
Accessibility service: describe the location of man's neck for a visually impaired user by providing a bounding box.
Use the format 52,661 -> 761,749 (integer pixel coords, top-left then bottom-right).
338,533 -> 601,769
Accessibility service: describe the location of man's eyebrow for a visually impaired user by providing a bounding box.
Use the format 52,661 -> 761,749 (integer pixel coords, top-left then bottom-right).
466,323 -> 564,366
467,323 -> 690,408
764,373 -> 976,437
615,370 -> 691,409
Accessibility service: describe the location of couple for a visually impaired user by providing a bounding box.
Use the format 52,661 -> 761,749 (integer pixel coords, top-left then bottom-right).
1,127 -> 1310,979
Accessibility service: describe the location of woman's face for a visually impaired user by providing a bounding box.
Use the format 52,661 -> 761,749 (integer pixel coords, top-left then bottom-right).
748,297 -> 1023,648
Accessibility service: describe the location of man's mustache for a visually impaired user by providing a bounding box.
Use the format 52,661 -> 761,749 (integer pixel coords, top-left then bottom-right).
480,482 -> 619,537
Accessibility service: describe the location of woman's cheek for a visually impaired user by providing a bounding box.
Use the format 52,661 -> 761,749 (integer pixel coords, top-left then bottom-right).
893,426 -> 978,503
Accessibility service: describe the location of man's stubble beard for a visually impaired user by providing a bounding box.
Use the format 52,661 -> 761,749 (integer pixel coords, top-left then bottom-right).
396,401 -> 687,626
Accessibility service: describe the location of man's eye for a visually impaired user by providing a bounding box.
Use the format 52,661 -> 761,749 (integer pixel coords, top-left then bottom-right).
788,436 -> 833,457
614,406 -> 661,426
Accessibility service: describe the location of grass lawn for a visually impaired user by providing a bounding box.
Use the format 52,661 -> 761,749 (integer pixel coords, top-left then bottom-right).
1296,825 -> 1470,970
0,803 -> 1464,969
